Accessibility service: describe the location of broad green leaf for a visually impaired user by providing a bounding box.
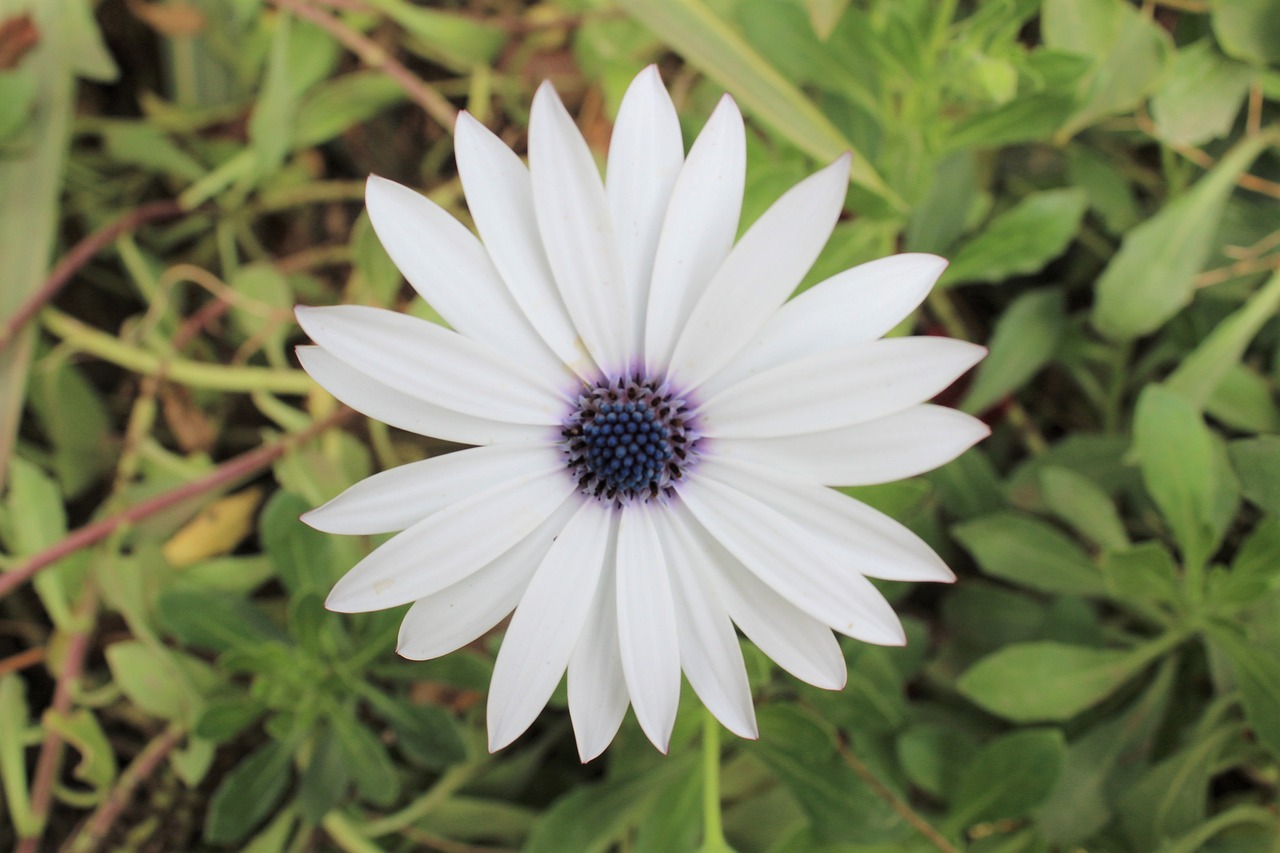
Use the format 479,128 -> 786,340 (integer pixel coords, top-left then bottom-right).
1042,0 -> 1172,137
957,641 -> 1162,722
948,729 -> 1066,831
952,511 -> 1106,596
331,709 -> 399,807
293,72 -> 406,149
362,0 -> 506,72
896,724 -> 978,801
1206,364 -> 1280,434
25,354 -> 113,497
156,590 -> 288,652
1132,385 -> 1226,570
0,71 -> 36,141
632,765 -> 701,853
1229,436 -> 1280,516
616,0 -> 898,208
1066,144 -> 1140,235
1213,518 -> 1280,606
1166,270 -> 1280,410
105,641 -> 216,725
196,696 -> 267,743
1040,466 -> 1129,551
1036,659 -> 1175,845
0,675 -> 36,835
260,490 -> 339,595
298,724 -> 350,823
1150,40 -> 1254,146
524,757 -> 694,853
1211,629 -> 1280,758
905,151 -> 980,255
204,740 -> 294,844
1211,0 -> 1280,65
946,93 -> 1077,150
1100,543 -> 1179,608
1117,723 -> 1235,848
362,691 -> 466,770
1091,133 -> 1273,340
961,288 -> 1067,414
100,121 -> 207,181
749,706 -> 908,844
940,189 -> 1087,286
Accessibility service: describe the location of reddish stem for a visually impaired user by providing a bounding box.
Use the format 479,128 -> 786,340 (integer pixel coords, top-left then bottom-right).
0,200 -> 186,355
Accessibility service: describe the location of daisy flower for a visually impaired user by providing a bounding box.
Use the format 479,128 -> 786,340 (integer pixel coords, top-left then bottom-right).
295,66 -> 987,762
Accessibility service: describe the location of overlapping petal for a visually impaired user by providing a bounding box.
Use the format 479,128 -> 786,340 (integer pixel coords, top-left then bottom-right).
568,532 -> 629,762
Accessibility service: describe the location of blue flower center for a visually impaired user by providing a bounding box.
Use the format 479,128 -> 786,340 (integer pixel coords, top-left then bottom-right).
561,376 -> 697,504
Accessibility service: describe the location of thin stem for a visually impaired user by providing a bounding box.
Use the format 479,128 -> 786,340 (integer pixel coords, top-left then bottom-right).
0,408 -> 354,599
359,764 -> 478,838
697,709 -> 734,853
322,811 -> 388,853
0,200 -> 185,355
41,308 -> 313,394
835,735 -> 960,853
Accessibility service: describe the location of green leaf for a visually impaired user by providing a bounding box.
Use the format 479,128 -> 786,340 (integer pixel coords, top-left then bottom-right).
260,491 -> 337,595
1100,543 -> 1179,608
946,93 -> 1077,150
952,511 -> 1106,596
616,0 -> 898,209
1166,270 -> 1280,411
948,729 -> 1066,831
905,151 -> 979,255
1091,133 -> 1273,341
957,641 -> 1161,722
896,724 -> 977,801
1132,385 -> 1228,570
0,71 -> 36,142
99,121 -> 207,182
748,706 -> 908,844
299,724 -> 350,824
632,765 -> 701,853
363,691 -> 467,770
294,72 -> 406,149
1040,466 -> 1130,551
1210,629 -> 1280,757
1042,0 -> 1172,137
1066,144 -> 1140,235
105,641 -> 217,725
1150,40 -> 1254,146
247,13 -> 297,179
940,189 -> 1087,286
25,354 -> 113,498
362,0 -> 506,72
195,696 -> 267,743
1211,0 -> 1280,65
1116,722 -> 1235,848
804,0 -> 851,41
43,709 -> 117,792
961,288 -> 1067,414
156,590 -> 288,653
0,675 -> 37,835
1206,363 -> 1280,433
1229,436 -> 1280,516
331,709 -> 399,807
204,740 -> 294,845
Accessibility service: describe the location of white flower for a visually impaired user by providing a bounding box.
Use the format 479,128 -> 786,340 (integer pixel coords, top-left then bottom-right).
295,67 -> 987,761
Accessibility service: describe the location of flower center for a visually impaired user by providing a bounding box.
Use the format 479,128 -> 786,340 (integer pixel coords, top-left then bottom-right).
561,375 -> 698,504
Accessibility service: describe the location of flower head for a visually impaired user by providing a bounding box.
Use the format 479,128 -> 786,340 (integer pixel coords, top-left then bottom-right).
295,67 -> 987,761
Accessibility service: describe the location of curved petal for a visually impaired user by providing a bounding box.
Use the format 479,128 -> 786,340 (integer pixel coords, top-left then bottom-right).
674,504 -> 845,690
698,337 -> 987,438
711,404 -> 990,486
365,176 -> 572,385
701,457 -> 954,583
296,305 -> 569,425
680,472 -> 906,645
303,443 -> 562,535
701,254 -> 946,395
568,522 -> 629,762
487,499 -> 613,752
654,510 -> 757,739
296,347 -> 548,445
454,112 -> 596,379
666,154 -> 851,389
644,95 -> 745,373
607,65 -> 684,350
325,466 -> 575,613
615,504 -> 681,752
397,499 -> 578,660
529,82 -> 630,374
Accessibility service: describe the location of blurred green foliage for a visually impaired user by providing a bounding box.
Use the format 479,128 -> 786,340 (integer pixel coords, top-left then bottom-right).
1,0 -> 1280,850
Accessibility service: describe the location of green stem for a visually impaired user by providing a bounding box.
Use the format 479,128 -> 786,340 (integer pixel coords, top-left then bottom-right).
359,764 -> 478,838
322,811 -> 387,853
698,710 -> 735,853
42,308 -> 313,395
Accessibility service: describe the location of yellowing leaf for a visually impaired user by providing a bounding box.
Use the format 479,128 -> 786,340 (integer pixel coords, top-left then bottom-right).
163,488 -> 263,568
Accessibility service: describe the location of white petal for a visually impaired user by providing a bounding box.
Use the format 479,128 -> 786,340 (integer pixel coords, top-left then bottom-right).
529,82 -> 630,374
674,504 -> 846,690
397,499 -> 578,660
711,404 -> 990,486
296,347 -> 547,445
644,95 -> 745,372
680,473 -> 906,645
568,528 -> 629,762
701,456 -> 955,583
615,504 -> 681,752
325,467 -> 574,612
303,443 -> 562,535
666,154 -> 851,389
607,66 -> 684,351
296,305 -> 569,425
654,510 -> 757,739
487,499 -> 613,752
365,175 -> 572,385
701,254 -> 947,396
698,337 -> 987,438
454,112 -> 596,379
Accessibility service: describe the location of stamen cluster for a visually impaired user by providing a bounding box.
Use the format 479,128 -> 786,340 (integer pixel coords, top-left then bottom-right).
561,375 -> 697,504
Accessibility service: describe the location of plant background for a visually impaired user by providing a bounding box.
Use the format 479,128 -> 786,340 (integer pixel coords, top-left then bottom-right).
2,0 -> 1279,850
